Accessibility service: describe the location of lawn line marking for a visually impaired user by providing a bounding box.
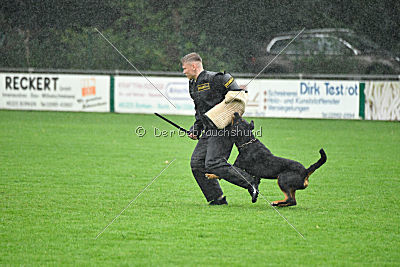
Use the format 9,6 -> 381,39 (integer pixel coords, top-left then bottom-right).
94,27 -> 176,109
223,157 -> 306,239
95,158 -> 176,240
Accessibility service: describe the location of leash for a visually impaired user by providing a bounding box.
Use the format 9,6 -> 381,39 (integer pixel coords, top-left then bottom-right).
238,138 -> 257,149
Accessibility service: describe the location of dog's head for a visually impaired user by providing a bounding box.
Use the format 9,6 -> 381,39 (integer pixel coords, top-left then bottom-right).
231,112 -> 255,146
232,112 -> 254,129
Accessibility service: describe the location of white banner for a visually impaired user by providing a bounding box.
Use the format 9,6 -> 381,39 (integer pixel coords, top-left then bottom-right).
0,73 -> 110,112
236,78 -> 263,117
114,76 -> 360,119
242,79 -> 360,119
114,76 -> 194,115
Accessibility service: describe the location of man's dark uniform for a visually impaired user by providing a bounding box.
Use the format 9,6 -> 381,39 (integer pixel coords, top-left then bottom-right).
189,70 -> 260,204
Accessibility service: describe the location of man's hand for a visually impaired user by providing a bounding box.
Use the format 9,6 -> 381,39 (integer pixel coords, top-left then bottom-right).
188,132 -> 198,140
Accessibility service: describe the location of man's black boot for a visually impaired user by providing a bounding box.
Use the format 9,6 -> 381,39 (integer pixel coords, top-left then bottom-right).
248,177 -> 260,203
210,166 -> 260,203
209,196 -> 228,205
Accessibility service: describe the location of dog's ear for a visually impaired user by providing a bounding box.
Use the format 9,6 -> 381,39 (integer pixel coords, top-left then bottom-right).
250,120 -> 254,130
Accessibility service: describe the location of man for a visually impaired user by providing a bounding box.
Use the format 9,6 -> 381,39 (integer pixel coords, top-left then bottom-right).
181,52 -> 260,205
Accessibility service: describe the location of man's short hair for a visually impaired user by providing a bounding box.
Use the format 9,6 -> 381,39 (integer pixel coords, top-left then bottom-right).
181,52 -> 202,64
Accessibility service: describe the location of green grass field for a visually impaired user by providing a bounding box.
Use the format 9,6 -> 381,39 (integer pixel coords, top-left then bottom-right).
0,110 -> 399,266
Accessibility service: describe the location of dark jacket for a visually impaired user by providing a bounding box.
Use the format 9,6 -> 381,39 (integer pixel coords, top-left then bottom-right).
189,70 -> 241,135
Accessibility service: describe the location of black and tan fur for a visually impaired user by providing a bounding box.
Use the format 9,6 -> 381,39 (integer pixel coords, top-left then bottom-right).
207,113 -> 327,207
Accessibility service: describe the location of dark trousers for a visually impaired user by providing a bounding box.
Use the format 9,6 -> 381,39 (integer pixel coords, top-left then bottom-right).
190,128 -> 257,202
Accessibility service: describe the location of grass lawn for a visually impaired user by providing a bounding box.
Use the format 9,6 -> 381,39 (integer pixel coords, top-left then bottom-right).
0,110 -> 399,266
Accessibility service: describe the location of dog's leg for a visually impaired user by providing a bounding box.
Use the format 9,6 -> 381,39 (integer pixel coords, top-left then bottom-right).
288,189 -> 297,206
205,173 -> 220,180
272,192 -> 296,207
271,175 -> 289,206
272,174 -> 297,207
271,191 -> 289,206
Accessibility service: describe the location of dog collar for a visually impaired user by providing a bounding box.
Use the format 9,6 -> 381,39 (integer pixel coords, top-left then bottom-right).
238,138 -> 257,149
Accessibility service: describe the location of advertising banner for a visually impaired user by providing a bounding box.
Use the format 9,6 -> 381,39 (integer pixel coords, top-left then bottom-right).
114,76 -> 360,119
114,76 -> 194,115
242,79 -> 360,119
0,73 -> 110,112
236,78 -> 262,117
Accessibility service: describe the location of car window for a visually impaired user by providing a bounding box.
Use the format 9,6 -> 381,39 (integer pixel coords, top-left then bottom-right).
293,38 -> 320,55
269,39 -> 289,54
318,37 -> 354,55
269,36 -> 354,55
340,33 -> 380,52
269,37 -> 319,55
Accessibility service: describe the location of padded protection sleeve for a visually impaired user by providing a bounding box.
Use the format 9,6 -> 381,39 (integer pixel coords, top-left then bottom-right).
205,91 -> 248,129
224,90 -> 248,104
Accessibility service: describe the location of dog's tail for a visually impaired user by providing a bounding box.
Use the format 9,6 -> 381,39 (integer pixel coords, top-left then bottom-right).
305,149 -> 327,178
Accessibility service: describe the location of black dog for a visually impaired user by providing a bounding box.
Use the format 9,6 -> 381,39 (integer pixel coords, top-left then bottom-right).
207,113 -> 326,207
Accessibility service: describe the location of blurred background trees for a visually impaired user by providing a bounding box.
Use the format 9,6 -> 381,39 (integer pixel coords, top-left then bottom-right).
1,0 -> 399,73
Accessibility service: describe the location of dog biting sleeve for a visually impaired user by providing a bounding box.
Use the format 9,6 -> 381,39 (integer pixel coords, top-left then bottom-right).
205,91 -> 248,129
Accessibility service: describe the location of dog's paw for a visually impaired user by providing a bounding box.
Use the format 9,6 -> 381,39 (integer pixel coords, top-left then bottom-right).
205,173 -> 220,179
271,201 -> 296,207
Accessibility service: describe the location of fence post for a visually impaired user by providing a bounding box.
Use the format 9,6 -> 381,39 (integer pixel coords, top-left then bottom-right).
110,75 -> 114,112
359,82 -> 365,119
